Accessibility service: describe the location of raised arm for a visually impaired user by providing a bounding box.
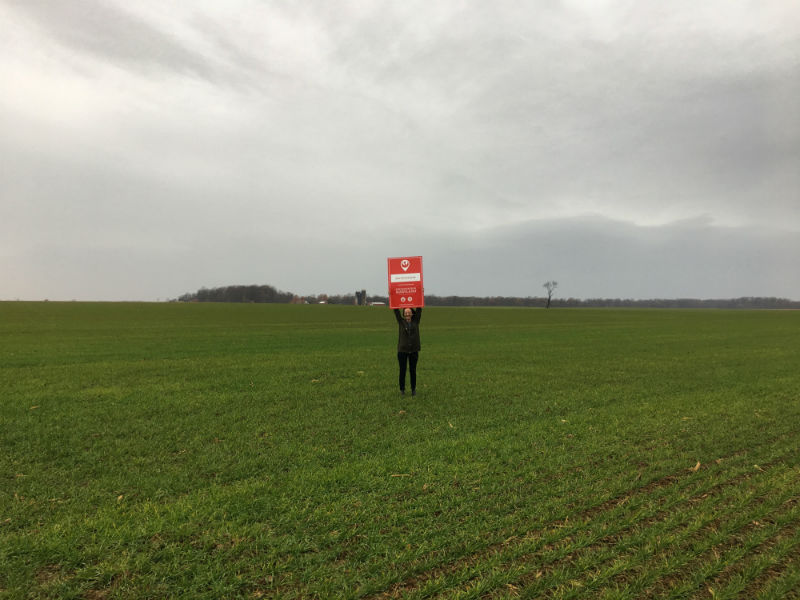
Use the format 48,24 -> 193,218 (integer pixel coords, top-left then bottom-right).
393,308 -> 403,324
413,307 -> 422,323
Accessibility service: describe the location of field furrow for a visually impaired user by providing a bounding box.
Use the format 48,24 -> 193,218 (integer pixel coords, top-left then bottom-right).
501,459 -> 798,599
693,508 -> 800,599
364,443 -> 799,599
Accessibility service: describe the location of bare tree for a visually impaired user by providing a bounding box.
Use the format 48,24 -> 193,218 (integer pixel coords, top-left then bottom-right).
543,281 -> 558,308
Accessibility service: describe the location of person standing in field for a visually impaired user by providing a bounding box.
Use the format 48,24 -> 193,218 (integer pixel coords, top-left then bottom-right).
394,307 -> 422,396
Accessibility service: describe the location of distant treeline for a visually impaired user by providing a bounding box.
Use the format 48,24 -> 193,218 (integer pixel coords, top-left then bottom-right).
552,297 -> 800,309
426,296 -> 800,309
174,286 -> 799,309
176,285 -> 364,305
177,285 -> 294,304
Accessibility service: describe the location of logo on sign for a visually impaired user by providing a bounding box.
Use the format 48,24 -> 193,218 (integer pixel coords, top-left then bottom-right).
401,259 -> 410,271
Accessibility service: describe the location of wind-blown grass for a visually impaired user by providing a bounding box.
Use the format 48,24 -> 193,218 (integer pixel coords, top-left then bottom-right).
1,302 -> 798,598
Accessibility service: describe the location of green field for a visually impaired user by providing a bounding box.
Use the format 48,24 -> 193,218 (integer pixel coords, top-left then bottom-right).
2,302 -> 799,599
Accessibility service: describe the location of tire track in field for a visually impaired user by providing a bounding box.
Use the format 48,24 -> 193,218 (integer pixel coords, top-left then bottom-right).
692,503 -> 800,600
607,470 -> 800,597
635,478 -> 800,599
362,437 -> 797,599
473,454 -> 800,600
744,542 -> 800,599
364,427 -> 795,569
370,459 -> 782,599
355,444 -> 685,591
364,470 -> 685,600
339,454 -> 639,589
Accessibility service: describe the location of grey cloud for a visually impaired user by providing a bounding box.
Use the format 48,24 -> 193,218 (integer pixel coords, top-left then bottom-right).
4,211 -> 798,302
416,217 -> 800,300
6,0 -> 215,78
1,2 -> 798,301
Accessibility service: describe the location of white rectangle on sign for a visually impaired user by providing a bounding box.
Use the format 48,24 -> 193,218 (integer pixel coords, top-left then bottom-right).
390,273 -> 421,283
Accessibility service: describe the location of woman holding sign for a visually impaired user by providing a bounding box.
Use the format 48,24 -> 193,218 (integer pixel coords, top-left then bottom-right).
394,307 -> 422,396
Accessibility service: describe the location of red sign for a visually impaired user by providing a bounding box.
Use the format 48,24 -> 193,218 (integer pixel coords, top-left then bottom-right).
387,256 -> 424,309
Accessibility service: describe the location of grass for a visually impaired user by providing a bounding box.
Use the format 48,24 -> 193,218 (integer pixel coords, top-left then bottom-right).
1,302 -> 799,599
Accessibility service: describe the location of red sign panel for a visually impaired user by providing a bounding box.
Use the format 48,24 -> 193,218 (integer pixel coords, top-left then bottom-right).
387,256 -> 424,309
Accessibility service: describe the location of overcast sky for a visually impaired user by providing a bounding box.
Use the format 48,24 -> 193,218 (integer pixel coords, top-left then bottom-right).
2,1 -> 798,301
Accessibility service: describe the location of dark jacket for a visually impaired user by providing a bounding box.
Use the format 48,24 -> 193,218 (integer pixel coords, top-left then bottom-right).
394,308 -> 422,352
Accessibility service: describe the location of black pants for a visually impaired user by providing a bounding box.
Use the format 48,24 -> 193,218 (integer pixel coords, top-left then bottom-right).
397,351 -> 419,392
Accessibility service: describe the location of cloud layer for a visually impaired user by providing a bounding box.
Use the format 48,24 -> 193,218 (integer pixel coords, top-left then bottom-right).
2,1 -> 798,300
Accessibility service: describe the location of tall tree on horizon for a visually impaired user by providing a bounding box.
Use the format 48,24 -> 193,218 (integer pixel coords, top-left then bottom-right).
543,281 -> 558,308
